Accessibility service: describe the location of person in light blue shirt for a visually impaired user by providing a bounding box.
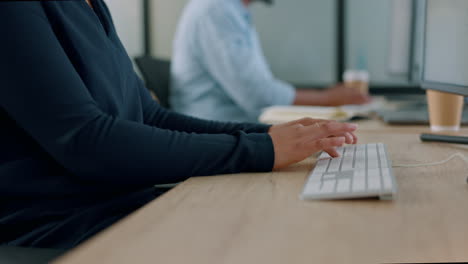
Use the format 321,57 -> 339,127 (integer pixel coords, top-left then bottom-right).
171,0 -> 370,122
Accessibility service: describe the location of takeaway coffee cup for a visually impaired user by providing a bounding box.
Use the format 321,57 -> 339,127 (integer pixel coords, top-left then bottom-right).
343,70 -> 369,94
427,89 -> 464,132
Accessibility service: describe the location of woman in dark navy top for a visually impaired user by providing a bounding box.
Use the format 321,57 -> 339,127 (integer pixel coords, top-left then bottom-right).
0,0 -> 357,249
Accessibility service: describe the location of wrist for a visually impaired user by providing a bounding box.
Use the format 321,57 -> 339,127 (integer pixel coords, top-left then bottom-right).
267,125 -> 274,133
315,90 -> 330,105
248,133 -> 276,172
294,89 -> 329,106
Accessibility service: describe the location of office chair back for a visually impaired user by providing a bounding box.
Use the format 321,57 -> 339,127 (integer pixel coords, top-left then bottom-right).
135,56 -> 171,109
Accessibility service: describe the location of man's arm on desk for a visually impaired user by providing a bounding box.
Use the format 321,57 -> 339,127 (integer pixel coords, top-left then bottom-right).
294,84 -> 371,107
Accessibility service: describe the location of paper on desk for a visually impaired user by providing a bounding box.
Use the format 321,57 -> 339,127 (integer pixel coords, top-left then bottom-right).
259,106 -> 351,124
259,97 -> 388,124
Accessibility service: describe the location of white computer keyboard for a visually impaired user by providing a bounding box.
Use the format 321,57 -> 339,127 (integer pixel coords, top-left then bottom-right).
301,143 -> 397,200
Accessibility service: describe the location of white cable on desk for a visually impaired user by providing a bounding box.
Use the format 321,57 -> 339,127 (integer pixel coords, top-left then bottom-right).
393,153 -> 468,168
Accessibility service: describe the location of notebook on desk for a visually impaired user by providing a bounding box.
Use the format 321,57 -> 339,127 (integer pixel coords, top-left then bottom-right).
259,97 -> 390,124
259,106 -> 351,124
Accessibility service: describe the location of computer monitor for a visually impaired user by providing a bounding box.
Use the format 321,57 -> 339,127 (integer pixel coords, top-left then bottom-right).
421,0 -> 468,96
419,0 -> 468,145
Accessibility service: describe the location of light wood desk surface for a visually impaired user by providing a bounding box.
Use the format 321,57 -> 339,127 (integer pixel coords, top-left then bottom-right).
56,121 -> 468,264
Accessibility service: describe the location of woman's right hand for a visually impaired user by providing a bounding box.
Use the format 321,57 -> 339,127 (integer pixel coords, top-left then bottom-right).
268,120 -> 358,170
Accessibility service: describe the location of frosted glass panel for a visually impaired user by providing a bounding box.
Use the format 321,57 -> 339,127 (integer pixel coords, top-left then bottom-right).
346,0 -> 412,85
252,0 -> 336,85
424,0 -> 468,86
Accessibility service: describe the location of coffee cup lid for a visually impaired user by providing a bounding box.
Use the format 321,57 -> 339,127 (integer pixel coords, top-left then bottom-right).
356,70 -> 370,81
343,70 -> 358,81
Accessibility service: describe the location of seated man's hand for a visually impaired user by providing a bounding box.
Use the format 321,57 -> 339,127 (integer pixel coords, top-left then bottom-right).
268,118 -> 358,169
323,83 -> 371,106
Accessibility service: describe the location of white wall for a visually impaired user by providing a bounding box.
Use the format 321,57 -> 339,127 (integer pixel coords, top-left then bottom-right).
105,0 -> 144,58
151,0 -> 189,59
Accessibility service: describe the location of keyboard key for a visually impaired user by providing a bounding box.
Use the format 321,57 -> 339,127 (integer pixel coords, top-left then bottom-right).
327,148 -> 344,172
314,159 -> 330,173
382,168 -> 393,190
367,144 -> 379,169
344,145 -> 356,153
308,172 -> 321,182
367,158 -> 379,169
367,168 -> 381,190
323,173 -> 337,180
341,157 -> 354,171
355,150 -> 366,169
367,144 -> 377,153
319,151 -> 331,159
303,181 -> 321,194
378,144 -> 389,168
352,169 -> 366,192
341,146 -> 355,171
320,180 -> 336,194
328,157 -> 342,172
336,178 -> 351,193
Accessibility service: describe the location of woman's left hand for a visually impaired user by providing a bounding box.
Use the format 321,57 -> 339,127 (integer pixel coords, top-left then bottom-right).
269,117 -> 358,146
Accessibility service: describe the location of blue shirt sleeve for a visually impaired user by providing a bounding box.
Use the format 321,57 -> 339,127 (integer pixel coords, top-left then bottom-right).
0,4 -> 274,186
194,3 -> 296,119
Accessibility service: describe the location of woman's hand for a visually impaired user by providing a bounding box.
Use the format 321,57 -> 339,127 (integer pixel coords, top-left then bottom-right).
269,118 -> 358,145
268,118 -> 358,169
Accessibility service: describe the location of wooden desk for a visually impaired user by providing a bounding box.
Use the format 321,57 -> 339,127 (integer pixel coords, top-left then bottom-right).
55,121 -> 468,264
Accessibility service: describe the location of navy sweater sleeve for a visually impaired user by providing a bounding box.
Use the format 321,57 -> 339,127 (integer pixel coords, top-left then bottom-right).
0,4 -> 274,186
136,76 -> 272,134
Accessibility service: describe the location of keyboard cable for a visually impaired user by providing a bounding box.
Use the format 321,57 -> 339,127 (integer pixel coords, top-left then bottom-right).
393,152 -> 468,168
